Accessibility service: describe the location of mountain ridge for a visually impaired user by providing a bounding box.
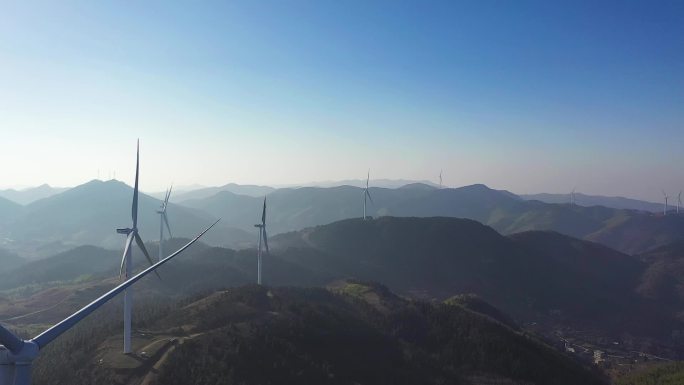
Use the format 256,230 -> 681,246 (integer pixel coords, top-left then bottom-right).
521,192 -> 664,212
181,183 -> 684,254
0,184 -> 69,205
0,180 -> 252,257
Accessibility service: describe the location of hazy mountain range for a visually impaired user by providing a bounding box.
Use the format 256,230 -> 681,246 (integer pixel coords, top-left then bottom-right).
182,183 -> 684,255
0,196 -> 22,224
6,180 -> 665,211
522,192 -> 665,213
0,184 -> 69,205
286,178 -> 441,189
0,180 -> 682,260
171,183 -> 276,201
0,180 -> 252,258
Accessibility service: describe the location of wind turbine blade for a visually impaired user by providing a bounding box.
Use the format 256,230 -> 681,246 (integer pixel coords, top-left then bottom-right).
367,169 -> 370,188
263,228 -> 269,255
366,189 -> 374,204
31,219 -> 220,349
163,185 -> 173,209
134,232 -> 160,280
119,233 -> 135,280
262,198 -> 267,224
163,213 -> 173,239
132,140 -> 140,228
0,323 -> 24,354
160,189 -> 168,211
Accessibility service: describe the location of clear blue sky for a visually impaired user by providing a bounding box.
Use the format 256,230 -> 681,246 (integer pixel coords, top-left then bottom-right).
0,0 -> 682,201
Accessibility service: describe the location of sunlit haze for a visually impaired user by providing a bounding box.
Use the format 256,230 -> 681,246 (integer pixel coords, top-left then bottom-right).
1,1 -> 682,201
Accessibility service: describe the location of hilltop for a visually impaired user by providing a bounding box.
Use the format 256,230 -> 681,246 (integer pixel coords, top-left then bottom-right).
31,283 -> 605,385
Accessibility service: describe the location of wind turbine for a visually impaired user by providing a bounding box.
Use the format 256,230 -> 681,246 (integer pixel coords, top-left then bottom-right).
570,187 -> 576,206
253,198 -> 269,285
663,190 -> 669,215
115,140 -> 159,354
439,170 -> 443,189
678,191 -> 682,214
157,186 -> 173,262
0,220 -> 219,385
363,170 -> 373,220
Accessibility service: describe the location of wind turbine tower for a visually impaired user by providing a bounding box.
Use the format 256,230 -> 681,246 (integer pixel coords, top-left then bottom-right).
571,188 -> 576,206
662,190 -> 669,215
254,198 -> 269,285
439,170 -> 443,189
115,140 -> 159,354
363,170 -> 373,220
157,186 -> 173,262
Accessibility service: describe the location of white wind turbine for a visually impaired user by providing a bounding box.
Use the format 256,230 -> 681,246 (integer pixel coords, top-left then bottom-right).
157,186 -> 173,262
570,187 -> 576,206
363,170 -> 373,220
439,170 -> 443,189
254,198 -> 269,285
663,190 -> 669,215
115,140 -> 160,354
0,217 -> 219,385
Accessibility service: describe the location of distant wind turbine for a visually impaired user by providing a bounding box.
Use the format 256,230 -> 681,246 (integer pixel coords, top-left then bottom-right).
115,140 -> 159,354
0,220 -> 218,385
157,186 -> 173,262
570,187 -> 576,206
678,191 -> 682,214
439,170 -> 443,189
254,198 -> 269,285
363,170 -> 373,220
662,190 -> 669,215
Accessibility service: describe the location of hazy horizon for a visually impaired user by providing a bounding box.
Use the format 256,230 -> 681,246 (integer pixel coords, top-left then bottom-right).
0,177 -> 671,205
1,1 -> 682,202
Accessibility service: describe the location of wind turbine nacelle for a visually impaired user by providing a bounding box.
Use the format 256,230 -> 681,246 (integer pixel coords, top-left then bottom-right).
116,228 -> 132,235
0,341 -> 38,365
7,341 -> 40,364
